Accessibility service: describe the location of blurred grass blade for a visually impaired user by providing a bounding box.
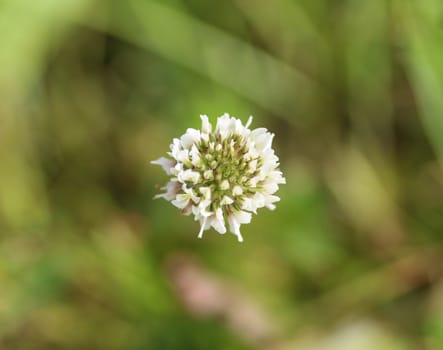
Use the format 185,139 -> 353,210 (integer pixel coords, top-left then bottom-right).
344,0 -> 393,153
403,0 -> 443,165
0,0 -> 94,90
233,0 -> 328,67
0,0 -> 94,231
95,0 -> 320,120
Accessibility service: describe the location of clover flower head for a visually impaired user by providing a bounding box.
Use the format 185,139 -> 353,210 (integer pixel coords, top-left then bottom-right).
151,113 -> 285,242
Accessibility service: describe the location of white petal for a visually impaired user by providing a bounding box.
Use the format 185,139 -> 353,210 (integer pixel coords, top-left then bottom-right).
232,185 -> 243,196
263,181 -> 279,194
267,170 -> 286,184
227,213 -> 243,242
233,210 -> 252,224
200,114 -> 212,134
151,157 -> 175,175
203,170 -> 213,180
170,162 -> 183,176
198,216 -> 208,239
228,210 -> 251,242
183,187 -> 200,204
198,202 -> 212,217
265,195 -> 280,210
251,192 -> 266,209
154,181 -> 179,201
168,138 -> 181,158
251,128 -> 274,152
171,193 -> 191,209
201,132 -> 209,142
244,146 -> 259,160
197,188 -> 213,217
233,118 -> 244,135
211,208 -> 226,234
241,197 -> 258,214
247,176 -> 260,187
260,154 -> 279,176
245,116 -> 253,129
175,149 -> 190,164
189,144 -> 201,166
199,186 -> 211,200
178,169 -> 201,184
247,159 -> 258,173
216,113 -> 236,139
221,196 -> 234,205
192,205 -> 200,217
180,128 -> 201,149
220,180 -> 230,190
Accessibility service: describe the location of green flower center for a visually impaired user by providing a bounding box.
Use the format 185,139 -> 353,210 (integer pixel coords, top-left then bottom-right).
184,133 -> 262,211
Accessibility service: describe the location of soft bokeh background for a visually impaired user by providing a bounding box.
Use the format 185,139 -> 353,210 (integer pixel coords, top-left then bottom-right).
1,0 -> 443,349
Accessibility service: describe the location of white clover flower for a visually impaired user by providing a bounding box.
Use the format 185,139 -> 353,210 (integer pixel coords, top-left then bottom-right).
151,113 -> 286,242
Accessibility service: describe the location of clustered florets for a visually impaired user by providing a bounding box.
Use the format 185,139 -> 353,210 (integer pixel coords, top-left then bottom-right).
151,113 -> 285,242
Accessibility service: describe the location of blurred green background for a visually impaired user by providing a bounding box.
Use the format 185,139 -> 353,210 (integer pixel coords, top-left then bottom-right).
1,0 -> 443,349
